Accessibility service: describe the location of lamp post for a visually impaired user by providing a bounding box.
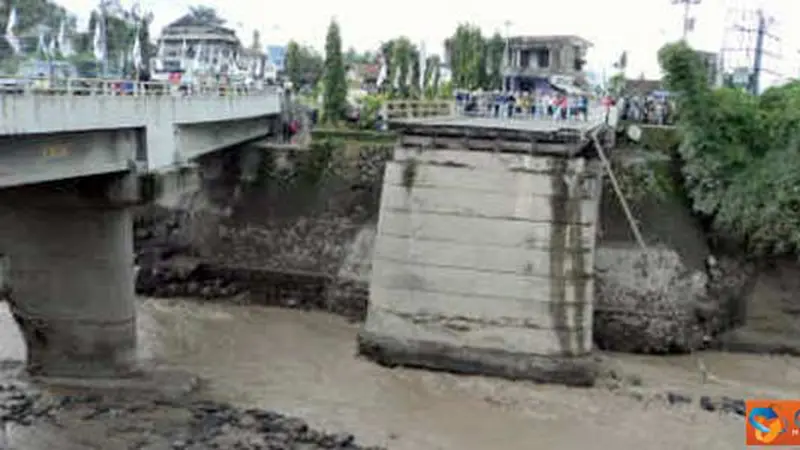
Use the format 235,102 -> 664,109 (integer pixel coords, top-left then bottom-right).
672,0 -> 701,41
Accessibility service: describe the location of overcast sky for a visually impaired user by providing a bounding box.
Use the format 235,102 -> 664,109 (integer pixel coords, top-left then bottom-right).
57,0 -> 799,81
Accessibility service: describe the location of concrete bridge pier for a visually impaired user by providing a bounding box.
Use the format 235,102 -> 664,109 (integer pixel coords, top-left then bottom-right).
0,174 -> 138,377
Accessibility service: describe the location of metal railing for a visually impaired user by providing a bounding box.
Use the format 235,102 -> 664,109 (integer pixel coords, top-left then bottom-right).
454,100 -> 609,124
383,100 -> 455,119
0,77 -> 282,97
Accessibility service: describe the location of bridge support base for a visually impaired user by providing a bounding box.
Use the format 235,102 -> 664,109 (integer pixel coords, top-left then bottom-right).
0,176 -> 137,377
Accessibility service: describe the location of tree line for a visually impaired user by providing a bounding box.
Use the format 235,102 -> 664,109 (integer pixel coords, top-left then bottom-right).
285,21 -> 512,124
659,41 -> 800,257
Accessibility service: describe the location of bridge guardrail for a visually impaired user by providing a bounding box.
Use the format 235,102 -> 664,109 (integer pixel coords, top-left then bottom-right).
0,77 -> 283,97
383,100 -> 455,120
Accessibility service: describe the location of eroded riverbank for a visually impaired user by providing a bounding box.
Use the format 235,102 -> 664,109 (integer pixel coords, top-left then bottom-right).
2,298 -> 797,449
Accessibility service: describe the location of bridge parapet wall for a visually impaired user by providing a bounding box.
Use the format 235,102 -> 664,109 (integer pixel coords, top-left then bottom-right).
0,92 -> 282,172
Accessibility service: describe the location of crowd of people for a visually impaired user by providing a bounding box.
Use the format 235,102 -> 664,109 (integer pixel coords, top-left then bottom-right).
619,94 -> 674,125
455,90 -> 593,121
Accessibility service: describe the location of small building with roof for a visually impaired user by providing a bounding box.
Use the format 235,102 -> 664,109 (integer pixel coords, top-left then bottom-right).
502,35 -> 592,93
154,14 -> 241,73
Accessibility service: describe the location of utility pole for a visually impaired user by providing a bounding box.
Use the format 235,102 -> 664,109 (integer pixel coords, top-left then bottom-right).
672,0 -> 701,41
503,20 -> 512,91
750,9 -> 766,95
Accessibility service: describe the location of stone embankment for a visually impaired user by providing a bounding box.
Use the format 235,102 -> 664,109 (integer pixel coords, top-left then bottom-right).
0,381 -> 383,449
133,142 -> 389,321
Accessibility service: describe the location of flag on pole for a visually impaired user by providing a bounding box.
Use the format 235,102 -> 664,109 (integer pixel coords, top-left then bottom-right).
57,20 -> 73,57
47,36 -> 57,58
503,36 -> 510,67
4,7 -> 20,54
419,41 -> 427,91
92,15 -> 106,62
37,31 -> 48,57
132,27 -> 142,71
376,54 -> 387,86
180,39 -> 188,70
192,43 -> 203,74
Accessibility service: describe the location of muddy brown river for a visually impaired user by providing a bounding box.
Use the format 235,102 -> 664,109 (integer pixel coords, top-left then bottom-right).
1,298 -> 798,449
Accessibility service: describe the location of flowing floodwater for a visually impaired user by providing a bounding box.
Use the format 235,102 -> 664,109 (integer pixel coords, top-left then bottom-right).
1,299 -> 799,449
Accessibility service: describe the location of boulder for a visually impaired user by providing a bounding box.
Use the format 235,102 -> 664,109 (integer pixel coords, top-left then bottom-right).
594,155 -> 717,353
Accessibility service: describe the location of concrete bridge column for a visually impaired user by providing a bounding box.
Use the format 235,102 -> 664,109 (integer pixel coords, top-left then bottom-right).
0,175 -> 138,377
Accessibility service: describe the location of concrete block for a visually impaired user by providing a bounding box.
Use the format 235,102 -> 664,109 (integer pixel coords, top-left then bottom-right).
380,184 -> 598,224
384,162 -> 599,198
369,286 -> 593,330
363,307 -> 591,356
373,235 -> 592,277
377,210 -> 594,250
370,260 -> 592,304
394,148 -> 589,173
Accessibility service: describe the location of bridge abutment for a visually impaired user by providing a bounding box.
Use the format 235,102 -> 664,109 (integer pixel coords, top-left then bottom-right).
359,120 -> 605,387
0,175 -> 138,377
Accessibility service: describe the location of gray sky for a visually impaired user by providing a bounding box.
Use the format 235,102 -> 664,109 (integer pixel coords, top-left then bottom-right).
58,0 -> 799,81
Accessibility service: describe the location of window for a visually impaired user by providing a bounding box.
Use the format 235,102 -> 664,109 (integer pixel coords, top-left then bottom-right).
519,50 -> 530,68
534,49 -> 550,68
573,46 -> 584,71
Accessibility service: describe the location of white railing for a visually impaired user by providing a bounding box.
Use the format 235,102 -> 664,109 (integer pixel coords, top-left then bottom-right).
0,77 -> 282,97
454,99 -> 608,124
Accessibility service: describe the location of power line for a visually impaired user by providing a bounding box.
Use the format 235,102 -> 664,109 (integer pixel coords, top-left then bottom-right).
720,2 -> 786,93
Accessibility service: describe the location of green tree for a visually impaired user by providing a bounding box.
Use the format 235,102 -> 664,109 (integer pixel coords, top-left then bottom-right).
391,37 -> 413,96
285,40 -> 324,87
659,40 -> 800,255
484,32 -> 505,90
322,19 -> 347,124
187,5 -> 224,26
83,5 -> 152,74
0,0 -> 74,60
425,55 -> 441,98
445,24 -> 486,90
379,40 -> 394,90
344,46 -> 373,65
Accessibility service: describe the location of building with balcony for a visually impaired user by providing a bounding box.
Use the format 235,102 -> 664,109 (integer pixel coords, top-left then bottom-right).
501,35 -> 592,92
153,15 -> 241,74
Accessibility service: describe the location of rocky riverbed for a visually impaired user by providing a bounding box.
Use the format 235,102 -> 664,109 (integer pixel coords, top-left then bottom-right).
5,299 -> 792,449
0,376 -> 383,450
0,355 -> 753,450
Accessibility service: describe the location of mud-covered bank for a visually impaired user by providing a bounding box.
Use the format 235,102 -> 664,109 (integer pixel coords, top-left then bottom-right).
593,148 -> 800,355
0,376 -> 383,449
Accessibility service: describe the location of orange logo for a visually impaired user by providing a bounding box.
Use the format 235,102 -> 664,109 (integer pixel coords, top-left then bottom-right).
746,400 -> 800,446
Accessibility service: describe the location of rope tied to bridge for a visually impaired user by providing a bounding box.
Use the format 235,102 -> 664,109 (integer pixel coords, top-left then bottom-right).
590,127 -> 648,251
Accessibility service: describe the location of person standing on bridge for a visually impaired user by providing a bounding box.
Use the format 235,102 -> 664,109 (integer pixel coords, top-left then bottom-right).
602,94 -> 615,124
579,94 -> 589,121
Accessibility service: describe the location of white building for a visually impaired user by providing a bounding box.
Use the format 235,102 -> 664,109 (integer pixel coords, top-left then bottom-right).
153,14 -> 241,74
